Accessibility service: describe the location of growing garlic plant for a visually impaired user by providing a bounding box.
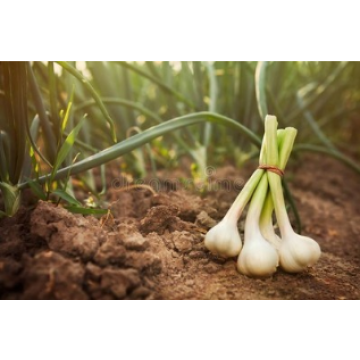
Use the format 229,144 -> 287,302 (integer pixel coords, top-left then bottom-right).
204,115 -> 321,277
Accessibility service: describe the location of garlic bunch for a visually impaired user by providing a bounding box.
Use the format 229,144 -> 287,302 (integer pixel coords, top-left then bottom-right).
204,115 -> 321,277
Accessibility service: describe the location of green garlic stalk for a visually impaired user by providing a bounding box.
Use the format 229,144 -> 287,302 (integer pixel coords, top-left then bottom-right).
259,194 -> 281,249
265,115 -> 321,273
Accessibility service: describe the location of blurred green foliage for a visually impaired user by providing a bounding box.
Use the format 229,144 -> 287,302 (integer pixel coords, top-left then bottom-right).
0,61 -> 359,217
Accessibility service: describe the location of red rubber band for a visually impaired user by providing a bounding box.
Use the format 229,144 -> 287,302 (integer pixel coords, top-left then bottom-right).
258,165 -> 284,177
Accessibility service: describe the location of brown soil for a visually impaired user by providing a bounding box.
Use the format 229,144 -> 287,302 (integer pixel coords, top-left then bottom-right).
1,155 -> 359,300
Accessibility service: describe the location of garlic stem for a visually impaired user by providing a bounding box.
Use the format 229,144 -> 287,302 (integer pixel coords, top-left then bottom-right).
224,169 -> 263,222
278,128 -> 298,170
246,174 -> 268,224
259,192 -> 281,249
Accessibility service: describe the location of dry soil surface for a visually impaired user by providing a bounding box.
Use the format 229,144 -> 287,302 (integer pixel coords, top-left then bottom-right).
1,155 -> 359,299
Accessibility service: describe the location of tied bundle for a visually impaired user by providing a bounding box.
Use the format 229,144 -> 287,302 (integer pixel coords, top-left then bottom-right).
205,115 -> 321,277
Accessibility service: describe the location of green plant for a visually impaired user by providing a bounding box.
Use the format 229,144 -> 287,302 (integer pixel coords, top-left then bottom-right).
0,61 -> 359,222
0,62 -> 27,216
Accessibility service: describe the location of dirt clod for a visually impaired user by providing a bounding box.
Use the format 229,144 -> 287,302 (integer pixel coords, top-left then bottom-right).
31,201 -> 106,261
22,251 -> 87,300
140,205 -> 178,234
122,232 -> 149,251
171,231 -> 193,253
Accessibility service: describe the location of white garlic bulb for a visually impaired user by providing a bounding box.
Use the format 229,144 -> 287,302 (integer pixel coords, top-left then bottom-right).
204,218 -> 242,258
